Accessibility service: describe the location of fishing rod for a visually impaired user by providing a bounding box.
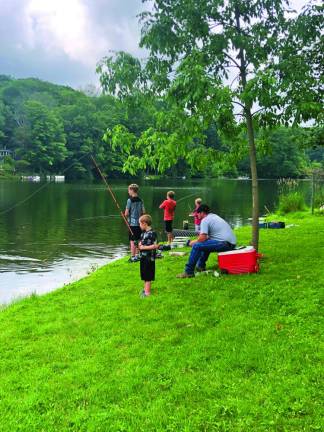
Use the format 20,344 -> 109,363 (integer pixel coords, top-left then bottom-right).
91,155 -> 134,236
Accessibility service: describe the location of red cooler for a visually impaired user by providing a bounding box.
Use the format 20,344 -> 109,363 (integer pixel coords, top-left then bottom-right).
218,246 -> 261,274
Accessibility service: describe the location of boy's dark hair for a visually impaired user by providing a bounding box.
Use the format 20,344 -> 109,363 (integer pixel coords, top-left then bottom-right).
196,204 -> 211,214
167,190 -> 175,199
128,183 -> 139,193
139,214 -> 152,226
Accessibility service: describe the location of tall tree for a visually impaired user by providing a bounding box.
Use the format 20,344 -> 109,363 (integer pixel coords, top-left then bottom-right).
15,101 -> 67,174
98,0 -> 322,249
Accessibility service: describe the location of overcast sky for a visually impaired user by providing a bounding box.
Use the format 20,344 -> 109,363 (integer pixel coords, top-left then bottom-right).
0,0 -> 312,90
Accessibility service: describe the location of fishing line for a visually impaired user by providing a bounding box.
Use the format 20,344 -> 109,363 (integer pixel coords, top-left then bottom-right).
0,153 -> 89,217
176,192 -> 198,204
73,214 -> 120,222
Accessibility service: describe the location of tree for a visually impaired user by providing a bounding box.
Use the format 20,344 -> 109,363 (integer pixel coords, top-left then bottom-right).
240,127 -> 309,178
0,101 -> 6,144
15,101 -> 67,174
98,0 -> 322,249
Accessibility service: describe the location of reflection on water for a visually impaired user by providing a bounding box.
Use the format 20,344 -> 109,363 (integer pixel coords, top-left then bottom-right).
0,245 -> 127,305
0,178 -> 310,305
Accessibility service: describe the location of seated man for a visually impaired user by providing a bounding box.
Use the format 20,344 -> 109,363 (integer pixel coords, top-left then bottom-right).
177,204 -> 236,278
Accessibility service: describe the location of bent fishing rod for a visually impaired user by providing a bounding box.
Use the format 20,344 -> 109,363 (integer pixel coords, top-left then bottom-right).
91,155 -> 134,236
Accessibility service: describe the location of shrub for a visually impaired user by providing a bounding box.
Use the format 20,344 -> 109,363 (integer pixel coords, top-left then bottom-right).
278,191 -> 306,213
314,186 -> 324,209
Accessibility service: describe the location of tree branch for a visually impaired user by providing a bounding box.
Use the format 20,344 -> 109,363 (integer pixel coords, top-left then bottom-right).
252,107 -> 266,116
230,74 -> 240,88
224,53 -> 241,69
232,100 -> 245,109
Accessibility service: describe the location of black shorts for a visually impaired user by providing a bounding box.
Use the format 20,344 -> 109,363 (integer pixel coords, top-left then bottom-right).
140,258 -> 155,281
164,220 -> 173,233
128,226 -> 142,241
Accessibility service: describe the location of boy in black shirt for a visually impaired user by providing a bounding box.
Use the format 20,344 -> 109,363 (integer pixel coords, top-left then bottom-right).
138,214 -> 159,297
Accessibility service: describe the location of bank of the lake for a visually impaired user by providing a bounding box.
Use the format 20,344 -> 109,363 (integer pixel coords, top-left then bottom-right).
0,213 -> 323,431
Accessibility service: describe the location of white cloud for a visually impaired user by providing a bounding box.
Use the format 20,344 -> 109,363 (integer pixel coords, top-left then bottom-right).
23,0 -> 106,66
0,0 -> 316,88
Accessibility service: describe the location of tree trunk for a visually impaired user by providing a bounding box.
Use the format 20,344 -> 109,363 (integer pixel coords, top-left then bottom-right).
235,4 -> 259,250
245,108 -> 259,250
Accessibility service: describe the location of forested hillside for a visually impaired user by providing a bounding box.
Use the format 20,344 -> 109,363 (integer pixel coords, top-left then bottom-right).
0,75 -> 322,179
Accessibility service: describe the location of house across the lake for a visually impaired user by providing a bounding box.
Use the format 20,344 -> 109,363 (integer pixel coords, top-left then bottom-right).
0,148 -> 13,160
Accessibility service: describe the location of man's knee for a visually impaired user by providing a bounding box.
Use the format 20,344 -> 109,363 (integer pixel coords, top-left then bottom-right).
192,242 -> 203,251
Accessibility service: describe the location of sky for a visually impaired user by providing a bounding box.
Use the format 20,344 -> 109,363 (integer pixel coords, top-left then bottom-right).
0,0 -> 312,90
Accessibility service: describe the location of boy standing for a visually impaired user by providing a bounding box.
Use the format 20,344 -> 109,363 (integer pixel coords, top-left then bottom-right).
139,214 -> 158,297
159,190 -> 176,244
190,197 -> 202,233
125,184 -> 145,262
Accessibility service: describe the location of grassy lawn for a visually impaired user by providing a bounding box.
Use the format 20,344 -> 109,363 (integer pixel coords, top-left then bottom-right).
0,213 -> 323,431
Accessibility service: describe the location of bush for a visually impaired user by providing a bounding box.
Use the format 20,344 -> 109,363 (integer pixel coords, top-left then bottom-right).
314,186 -> 324,209
278,191 -> 306,213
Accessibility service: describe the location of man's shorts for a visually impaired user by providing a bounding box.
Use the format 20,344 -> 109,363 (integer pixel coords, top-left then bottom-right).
164,220 -> 173,233
128,225 -> 142,241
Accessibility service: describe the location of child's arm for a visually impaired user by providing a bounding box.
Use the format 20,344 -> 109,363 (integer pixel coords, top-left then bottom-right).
125,198 -> 131,217
159,200 -> 166,209
139,242 -> 159,251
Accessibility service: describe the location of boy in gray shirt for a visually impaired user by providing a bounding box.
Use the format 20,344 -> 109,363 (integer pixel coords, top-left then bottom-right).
177,204 -> 236,278
125,183 -> 145,262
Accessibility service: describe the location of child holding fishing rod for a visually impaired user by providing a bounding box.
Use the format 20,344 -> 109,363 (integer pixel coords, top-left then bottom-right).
138,214 -> 159,297
125,184 -> 145,262
189,197 -> 202,233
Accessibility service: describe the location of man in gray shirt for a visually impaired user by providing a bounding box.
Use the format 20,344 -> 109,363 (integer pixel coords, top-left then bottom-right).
177,204 -> 236,278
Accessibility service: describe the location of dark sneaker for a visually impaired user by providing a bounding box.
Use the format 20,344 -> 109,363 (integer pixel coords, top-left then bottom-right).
129,256 -> 140,263
195,267 -> 206,272
176,272 -> 194,278
140,290 -> 150,298
158,244 -> 171,251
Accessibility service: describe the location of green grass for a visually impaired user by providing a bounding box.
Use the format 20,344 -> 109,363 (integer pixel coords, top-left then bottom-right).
0,214 -> 323,431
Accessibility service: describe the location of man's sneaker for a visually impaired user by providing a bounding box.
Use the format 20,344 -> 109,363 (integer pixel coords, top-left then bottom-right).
195,267 -> 206,272
140,290 -> 150,298
176,272 -> 194,278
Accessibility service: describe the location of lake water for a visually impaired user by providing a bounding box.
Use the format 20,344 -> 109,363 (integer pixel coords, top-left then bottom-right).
0,178 -> 310,304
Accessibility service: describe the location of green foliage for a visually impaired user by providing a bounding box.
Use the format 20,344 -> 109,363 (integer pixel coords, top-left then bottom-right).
0,214 -> 323,430
0,77 -> 147,178
277,178 -> 307,214
17,100 -> 68,173
0,73 -> 321,180
278,191 -> 306,214
257,128 -> 309,178
314,186 -> 324,209
97,51 -> 144,99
